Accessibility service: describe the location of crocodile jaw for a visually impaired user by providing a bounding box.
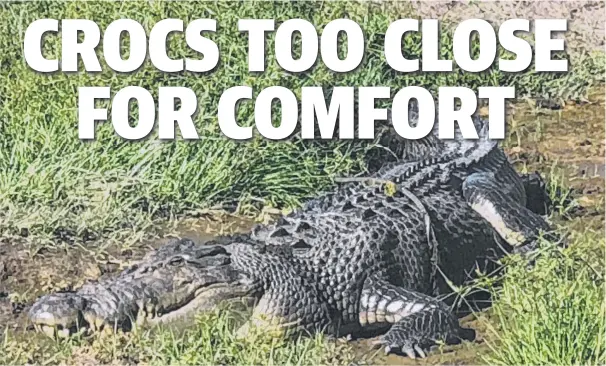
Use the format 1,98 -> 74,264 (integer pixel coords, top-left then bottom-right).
145,282 -> 258,326
28,242 -> 261,337
28,293 -> 87,337
28,280 -> 258,337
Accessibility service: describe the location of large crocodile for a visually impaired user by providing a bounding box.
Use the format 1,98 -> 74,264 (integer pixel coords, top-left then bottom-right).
28,112 -> 555,358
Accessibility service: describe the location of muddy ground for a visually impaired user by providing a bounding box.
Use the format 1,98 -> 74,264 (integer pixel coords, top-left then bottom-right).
1,91 -> 604,365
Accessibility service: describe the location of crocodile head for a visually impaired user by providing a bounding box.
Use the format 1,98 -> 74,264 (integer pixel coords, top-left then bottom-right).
28,240 -> 259,337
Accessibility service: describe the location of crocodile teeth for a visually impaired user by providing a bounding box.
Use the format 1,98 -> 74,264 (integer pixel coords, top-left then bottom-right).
58,328 -> 71,338
84,314 -> 106,331
414,345 -> 426,358
146,304 -> 156,319
41,325 -> 56,338
84,313 -> 96,330
136,310 -> 147,326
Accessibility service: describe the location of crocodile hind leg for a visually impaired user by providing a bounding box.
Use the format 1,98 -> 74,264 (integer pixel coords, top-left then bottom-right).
360,275 -> 474,358
462,172 -> 557,252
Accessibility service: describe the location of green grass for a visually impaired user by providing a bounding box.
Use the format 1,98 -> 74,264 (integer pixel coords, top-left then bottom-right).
485,231 -> 605,365
2,307 -> 352,365
0,0 -> 604,250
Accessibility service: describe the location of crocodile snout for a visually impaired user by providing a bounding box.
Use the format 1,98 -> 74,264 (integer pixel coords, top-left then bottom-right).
28,240 -> 261,338
28,292 -> 86,337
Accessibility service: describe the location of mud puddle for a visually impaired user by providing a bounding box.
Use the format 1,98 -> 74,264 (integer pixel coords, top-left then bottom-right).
503,90 -> 604,186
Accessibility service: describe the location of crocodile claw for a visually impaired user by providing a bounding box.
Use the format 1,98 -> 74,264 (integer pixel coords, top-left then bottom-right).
372,337 -> 430,359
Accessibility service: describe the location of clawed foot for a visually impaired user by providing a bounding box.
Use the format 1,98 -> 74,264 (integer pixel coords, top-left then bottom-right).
372,326 -> 475,359
371,335 -> 432,359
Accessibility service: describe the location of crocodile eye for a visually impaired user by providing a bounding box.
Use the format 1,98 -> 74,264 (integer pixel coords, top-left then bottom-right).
167,256 -> 185,266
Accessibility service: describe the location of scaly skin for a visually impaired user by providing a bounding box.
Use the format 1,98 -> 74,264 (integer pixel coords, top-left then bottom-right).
28,112 -> 555,358
28,240 -> 258,337
219,120 -> 555,358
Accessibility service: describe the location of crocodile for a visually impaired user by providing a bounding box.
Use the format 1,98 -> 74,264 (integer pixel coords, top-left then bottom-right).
28,111 -> 555,358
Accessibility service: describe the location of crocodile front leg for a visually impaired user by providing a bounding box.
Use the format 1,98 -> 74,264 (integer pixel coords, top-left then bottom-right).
228,243 -> 333,339
360,275 -> 474,358
462,172 -> 559,253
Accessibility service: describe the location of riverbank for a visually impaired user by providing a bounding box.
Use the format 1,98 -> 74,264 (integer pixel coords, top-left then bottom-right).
2,91 -> 604,364
0,1 -> 604,364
